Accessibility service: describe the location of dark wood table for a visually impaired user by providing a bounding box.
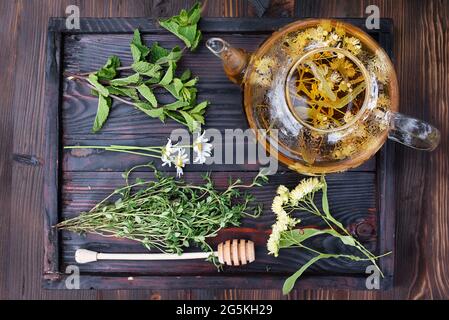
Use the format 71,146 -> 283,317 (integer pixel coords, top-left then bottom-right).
0,0 -> 447,300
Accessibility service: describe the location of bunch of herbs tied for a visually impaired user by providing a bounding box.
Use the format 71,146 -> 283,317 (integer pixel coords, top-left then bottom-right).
68,2 -> 207,133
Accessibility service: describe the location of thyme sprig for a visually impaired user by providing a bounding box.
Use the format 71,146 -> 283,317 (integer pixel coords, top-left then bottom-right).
56,164 -> 268,264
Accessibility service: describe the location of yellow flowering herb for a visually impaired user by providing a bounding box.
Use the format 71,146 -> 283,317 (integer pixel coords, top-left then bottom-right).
267,176 -> 391,294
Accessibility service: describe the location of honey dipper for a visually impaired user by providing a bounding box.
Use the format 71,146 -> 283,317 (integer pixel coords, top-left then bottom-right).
75,239 -> 255,266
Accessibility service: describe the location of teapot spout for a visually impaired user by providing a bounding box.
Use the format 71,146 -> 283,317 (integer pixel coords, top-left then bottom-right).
206,37 -> 250,85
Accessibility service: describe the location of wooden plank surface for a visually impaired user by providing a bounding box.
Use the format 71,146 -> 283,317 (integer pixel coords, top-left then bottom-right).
0,0 -> 447,300
47,17 -> 390,290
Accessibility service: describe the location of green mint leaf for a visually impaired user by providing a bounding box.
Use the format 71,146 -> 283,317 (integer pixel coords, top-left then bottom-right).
189,101 -> 209,114
136,84 -> 158,108
106,86 -> 139,101
158,2 -> 202,51
177,24 -> 197,46
130,29 -> 150,62
130,43 -> 142,62
149,42 -> 170,63
180,69 -> 191,81
132,29 -> 143,46
96,55 -> 121,80
88,73 -> 109,97
132,61 -> 161,77
109,73 -> 141,86
155,46 -> 182,65
163,101 -> 189,111
173,78 -> 184,95
191,113 -> 205,125
183,77 -> 198,87
163,83 -> 181,99
187,3 -> 201,24
92,94 -> 111,133
159,61 -> 175,85
134,102 -> 164,118
179,110 -> 198,132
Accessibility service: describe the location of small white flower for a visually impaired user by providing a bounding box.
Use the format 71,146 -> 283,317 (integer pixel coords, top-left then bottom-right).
161,139 -> 179,167
193,131 -> 213,164
174,148 -> 189,178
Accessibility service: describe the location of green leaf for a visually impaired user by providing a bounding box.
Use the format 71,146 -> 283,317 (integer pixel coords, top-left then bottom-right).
92,94 -> 111,133
180,69 -> 191,81
109,73 -> 141,86
136,84 -> 157,108
177,24 -> 197,47
183,77 -> 198,87
130,43 -> 142,62
132,61 -> 161,77
159,61 -> 175,85
158,2 -> 202,51
283,254 -> 331,295
134,102 -> 164,118
187,2 -> 201,24
149,42 -> 170,63
179,110 -> 198,132
107,86 -> 139,101
339,236 -> 357,246
191,113 -> 205,125
278,229 -> 328,248
163,83 -> 181,99
173,78 -> 184,95
156,46 -> 182,65
130,29 -> 150,62
132,29 -> 143,46
189,101 -> 209,114
163,100 -> 189,111
88,73 -> 109,97
321,176 -> 330,217
96,56 -> 121,80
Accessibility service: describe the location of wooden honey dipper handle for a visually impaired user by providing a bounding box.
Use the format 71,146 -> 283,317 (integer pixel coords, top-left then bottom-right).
75,239 -> 255,266
217,239 -> 255,266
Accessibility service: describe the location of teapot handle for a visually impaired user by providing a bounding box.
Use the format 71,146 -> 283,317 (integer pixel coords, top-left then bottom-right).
388,112 -> 440,151
206,37 -> 250,85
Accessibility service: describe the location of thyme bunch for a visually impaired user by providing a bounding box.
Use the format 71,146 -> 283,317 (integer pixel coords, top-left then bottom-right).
57,164 -> 268,262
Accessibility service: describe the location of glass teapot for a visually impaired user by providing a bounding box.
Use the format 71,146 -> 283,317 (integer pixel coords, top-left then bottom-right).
206,19 -> 440,175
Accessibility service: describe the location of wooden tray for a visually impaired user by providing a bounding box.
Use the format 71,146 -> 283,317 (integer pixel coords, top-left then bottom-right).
43,17 -> 395,290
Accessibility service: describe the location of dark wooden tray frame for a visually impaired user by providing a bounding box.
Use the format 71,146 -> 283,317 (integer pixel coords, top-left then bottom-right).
43,17 -> 395,290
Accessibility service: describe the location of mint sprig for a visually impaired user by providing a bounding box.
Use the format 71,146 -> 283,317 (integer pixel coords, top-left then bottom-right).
158,2 -> 202,51
68,27 -> 209,133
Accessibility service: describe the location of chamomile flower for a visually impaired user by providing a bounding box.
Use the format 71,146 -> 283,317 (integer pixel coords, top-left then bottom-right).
193,131 -> 213,164
174,148 -> 189,178
161,139 -> 179,167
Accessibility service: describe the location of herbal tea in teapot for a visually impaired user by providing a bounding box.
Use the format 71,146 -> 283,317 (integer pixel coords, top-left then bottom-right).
207,19 -> 440,175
